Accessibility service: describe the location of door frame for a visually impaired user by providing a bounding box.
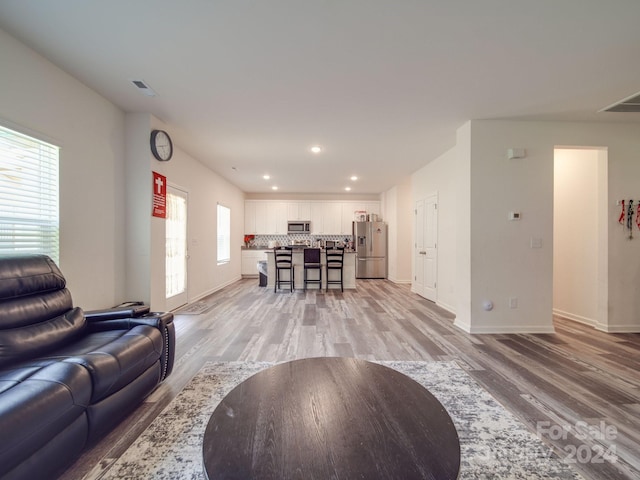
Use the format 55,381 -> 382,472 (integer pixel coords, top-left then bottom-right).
165,184 -> 189,311
413,193 -> 438,302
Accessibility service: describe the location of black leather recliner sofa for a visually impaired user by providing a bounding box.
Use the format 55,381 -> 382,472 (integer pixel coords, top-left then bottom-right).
0,254 -> 175,479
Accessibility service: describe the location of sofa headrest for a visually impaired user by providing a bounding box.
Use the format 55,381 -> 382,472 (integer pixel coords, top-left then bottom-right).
0,255 -> 66,301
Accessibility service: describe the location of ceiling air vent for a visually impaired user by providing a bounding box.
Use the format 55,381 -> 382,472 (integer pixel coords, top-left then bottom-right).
130,79 -> 156,97
602,91 -> 640,112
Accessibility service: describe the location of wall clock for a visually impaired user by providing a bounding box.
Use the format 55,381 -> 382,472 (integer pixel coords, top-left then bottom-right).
150,129 -> 173,161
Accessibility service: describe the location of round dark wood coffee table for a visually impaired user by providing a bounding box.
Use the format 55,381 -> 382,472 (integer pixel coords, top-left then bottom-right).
202,357 -> 460,479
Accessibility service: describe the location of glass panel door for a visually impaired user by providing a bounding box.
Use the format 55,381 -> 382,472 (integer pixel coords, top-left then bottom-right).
166,186 -> 188,310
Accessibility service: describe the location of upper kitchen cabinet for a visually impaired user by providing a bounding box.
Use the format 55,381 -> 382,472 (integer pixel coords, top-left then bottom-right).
245,200 -> 268,234
245,199 -> 380,235
266,202 -> 288,234
245,201 -> 257,234
254,202 -> 269,234
322,202 -> 342,234
310,202 -> 324,234
341,203 -> 357,235
245,200 -> 286,234
287,202 -> 311,221
310,202 -> 342,234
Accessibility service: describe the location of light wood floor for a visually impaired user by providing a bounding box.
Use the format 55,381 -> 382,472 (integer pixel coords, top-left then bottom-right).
61,279 -> 640,480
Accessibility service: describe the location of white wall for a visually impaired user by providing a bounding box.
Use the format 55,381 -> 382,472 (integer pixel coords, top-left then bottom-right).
124,114 -> 244,311
161,135 -> 245,307
464,120 -> 636,333
1,28 -> 245,311
382,177 -> 412,284
468,121 -> 555,333
412,141 -> 460,313
0,27 -> 126,308
412,120 -> 638,333
553,148 -> 604,326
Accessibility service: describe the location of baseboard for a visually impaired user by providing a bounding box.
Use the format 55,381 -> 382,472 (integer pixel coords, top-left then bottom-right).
552,308 -> 597,327
190,276 -> 242,303
468,324 -> 556,334
387,277 -> 412,285
595,324 -> 640,333
436,301 -> 456,315
453,319 -> 555,334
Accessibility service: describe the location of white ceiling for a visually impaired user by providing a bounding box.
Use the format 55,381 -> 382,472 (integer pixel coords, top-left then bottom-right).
1,1 -> 639,195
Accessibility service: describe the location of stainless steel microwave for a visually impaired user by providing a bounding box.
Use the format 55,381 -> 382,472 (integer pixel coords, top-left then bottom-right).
287,221 -> 310,234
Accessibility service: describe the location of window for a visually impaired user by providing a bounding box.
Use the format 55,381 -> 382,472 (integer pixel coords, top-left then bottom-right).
217,204 -> 230,264
0,125 -> 60,262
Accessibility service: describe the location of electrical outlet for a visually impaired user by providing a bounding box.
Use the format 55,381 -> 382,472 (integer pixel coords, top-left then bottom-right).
509,297 -> 518,309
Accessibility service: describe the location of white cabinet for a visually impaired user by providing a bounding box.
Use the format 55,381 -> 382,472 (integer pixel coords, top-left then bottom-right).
245,200 -> 380,235
340,201 -> 381,234
322,202 -> 342,234
310,203 -> 324,234
341,203 -> 355,235
366,202 -> 381,218
266,202 -> 287,234
244,201 -> 257,234
311,202 -> 343,234
241,249 -> 267,276
287,202 -> 311,221
254,202 -> 268,234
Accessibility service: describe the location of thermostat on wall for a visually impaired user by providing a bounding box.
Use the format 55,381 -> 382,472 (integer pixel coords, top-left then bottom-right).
508,212 -> 521,221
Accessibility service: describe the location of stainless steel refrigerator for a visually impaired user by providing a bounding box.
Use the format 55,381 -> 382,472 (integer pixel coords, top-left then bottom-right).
353,221 -> 387,278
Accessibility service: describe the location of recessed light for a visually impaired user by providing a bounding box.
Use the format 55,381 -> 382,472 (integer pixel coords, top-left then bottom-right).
310,145 -> 322,154
263,174 -> 270,180
350,176 -> 358,181
345,186 -> 352,191
272,186 -> 278,190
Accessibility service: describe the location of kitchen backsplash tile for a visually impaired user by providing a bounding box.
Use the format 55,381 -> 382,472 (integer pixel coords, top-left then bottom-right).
248,234 -> 351,247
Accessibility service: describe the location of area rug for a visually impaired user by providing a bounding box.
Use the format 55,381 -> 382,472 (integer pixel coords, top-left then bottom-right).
94,361 -> 582,479
174,301 -> 214,315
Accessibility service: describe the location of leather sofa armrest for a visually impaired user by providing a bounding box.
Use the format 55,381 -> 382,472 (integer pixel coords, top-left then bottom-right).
84,304 -> 151,321
87,312 -> 175,381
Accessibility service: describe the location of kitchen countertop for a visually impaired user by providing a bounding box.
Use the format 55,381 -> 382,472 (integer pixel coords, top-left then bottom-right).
242,246 -> 355,253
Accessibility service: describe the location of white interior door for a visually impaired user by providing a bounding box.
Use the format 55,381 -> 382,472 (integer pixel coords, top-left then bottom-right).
414,199 -> 426,295
166,186 -> 188,310
414,194 -> 438,302
423,194 -> 438,301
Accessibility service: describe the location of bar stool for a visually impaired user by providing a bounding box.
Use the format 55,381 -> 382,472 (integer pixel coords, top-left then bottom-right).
274,247 -> 294,292
303,248 -> 322,291
325,246 -> 344,292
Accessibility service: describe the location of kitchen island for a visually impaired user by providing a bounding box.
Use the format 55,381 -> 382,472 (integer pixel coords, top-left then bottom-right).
265,248 -> 356,290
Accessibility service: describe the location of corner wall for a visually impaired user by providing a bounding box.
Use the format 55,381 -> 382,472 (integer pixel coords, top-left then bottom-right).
412,136 -> 462,314
413,119 -> 638,333
0,27 -> 126,308
382,177 -> 412,284
1,27 -> 246,311
468,120 -> 638,333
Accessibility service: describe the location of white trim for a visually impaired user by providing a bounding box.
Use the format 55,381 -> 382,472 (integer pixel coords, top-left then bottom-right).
0,116 -> 63,149
436,301 -> 456,316
189,276 -> 242,303
469,325 -> 556,334
595,324 -> 640,333
552,309 -> 596,327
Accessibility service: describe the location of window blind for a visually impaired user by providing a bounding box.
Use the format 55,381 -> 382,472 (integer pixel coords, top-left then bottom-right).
217,204 -> 230,264
0,125 -> 60,263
